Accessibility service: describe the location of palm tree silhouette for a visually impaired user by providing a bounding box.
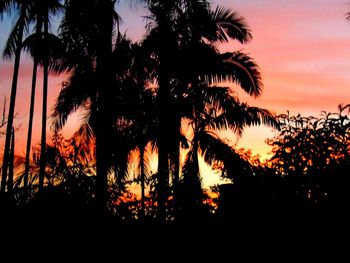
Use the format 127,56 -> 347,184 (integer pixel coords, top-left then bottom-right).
22,26 -> 39,191
125,87 -> 158,219
0,0 -> 31,193
115,41 -> 159,219
141,0 -> 265,220
53,2 -> 157,214
1,0 -> 63,193
140,0 -> 179,220
29,0 -> 64,192
51,31 -> 160,217
10,0 -> 61,192
52,0 -> 119,213
178,85 -> 277,219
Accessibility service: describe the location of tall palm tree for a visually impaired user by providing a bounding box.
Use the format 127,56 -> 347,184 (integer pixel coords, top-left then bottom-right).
141,0 -> 189,221
2,0 -> 63,192
115,40 -> 159,218
126,87 -> 158,219
0,0 -> 30,193
51,34 -> 158,216
28,0 -> 64,192
140,0 -> 265,220
173,2 -> 258,176
184,85 -> 278,178
91,0 -> 120,214
53,0 -> 133,212
177,85 -> 277,219
21,11 -> 42,190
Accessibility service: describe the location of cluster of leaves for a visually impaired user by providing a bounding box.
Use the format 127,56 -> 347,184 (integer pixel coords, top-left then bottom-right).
211,107 -> 350,222
267,104 -> 350,177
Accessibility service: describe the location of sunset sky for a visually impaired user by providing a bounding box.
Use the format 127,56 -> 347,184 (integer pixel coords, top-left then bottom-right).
1,0 -> 350,186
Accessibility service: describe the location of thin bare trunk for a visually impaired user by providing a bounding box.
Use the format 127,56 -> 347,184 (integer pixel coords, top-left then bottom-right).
157,80 -> 170,222
1,22 -> 24,193
95,0 -> 114,214
39,15 -> 49,192
7,127 -> 15,193
155,11 -> 177,222
140,146 -> 145,220
24,59 -> 38,189
172,115 -> 181,220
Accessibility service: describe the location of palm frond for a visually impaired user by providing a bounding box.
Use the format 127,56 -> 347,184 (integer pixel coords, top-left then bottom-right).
48,0 -> 65,16
206,6 -> 252,44
51,69 -> 96,132
197,85 -> 232,110
144,142 -> 157,177
211,100 -> 279,134
202,51 -> 263,97
3,7 -> 30,59
197,131 -> 251,178
243,106 -> 279,128
0,0 -> 18,20
73,121 -> 95,146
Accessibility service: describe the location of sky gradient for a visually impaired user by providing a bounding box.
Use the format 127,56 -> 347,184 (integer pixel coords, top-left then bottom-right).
1,0 -> 350,186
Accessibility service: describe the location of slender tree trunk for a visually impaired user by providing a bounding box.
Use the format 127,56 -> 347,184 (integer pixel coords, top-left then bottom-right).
39,15 -> 49,192
172,142 -> 180,219
157,76 -> 170,222
181,141 -> 202,220
172,115 -> 181,220
173,140 -> 180,186
24,18 -> 41,190
24,59 -> 38,189
95,109 -> 109,214
192,142 -> 199,179
7,127 -> 15,193
140,146 -> 145,220
1,22 -> 24,193
95,0 -> 114,215
157,142 -> 168,221
156,14 -> 177,222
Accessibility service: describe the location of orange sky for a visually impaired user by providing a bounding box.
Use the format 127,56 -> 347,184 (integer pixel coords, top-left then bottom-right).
1,0 -> 350,186
116,0 -> 350,160
217,0 -> 350,160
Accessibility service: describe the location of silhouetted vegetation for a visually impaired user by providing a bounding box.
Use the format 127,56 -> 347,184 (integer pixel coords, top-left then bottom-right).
1,0 -> 350,226
215,106 -> 350,222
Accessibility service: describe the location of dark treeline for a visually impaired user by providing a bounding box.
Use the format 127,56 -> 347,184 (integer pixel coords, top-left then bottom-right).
217,105 -> 350,223
0,0 -> 349,226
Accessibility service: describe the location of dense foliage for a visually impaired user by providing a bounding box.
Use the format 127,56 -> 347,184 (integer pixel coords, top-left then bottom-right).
1,1 -> 349,224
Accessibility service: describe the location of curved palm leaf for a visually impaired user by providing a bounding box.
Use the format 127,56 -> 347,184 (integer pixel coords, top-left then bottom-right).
202,51 -> 263,97
51,68 -> 96,131
197,85 -> 233,111
0,0 -> 18,19
209,99 -> 279,134
205,6 -> 252,44
3,4 -> 30,59
74,114 -> 95,145
197,131 -> 251,178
